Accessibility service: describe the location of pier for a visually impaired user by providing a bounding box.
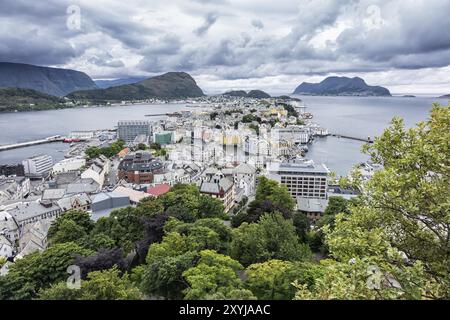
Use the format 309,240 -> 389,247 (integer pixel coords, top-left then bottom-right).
0,135 -> 65,152
330,133 -> 374,143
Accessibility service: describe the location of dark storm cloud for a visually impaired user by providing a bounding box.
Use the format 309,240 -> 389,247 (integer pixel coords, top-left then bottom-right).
0,0 -> 449,91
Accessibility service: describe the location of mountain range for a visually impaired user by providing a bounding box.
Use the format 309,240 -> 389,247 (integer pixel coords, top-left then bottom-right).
0,62 -> 98,96
68,72 -> 204,100
293,76 -> 391,96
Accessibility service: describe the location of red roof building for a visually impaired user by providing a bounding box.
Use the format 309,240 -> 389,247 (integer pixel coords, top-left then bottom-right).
146,184 -> 171,197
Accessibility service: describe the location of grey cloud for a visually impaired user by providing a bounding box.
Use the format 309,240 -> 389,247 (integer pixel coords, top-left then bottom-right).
251,19 -> 264,29
195,12 -> 219,36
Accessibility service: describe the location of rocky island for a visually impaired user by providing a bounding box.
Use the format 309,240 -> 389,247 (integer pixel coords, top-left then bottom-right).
293,76 -> 391,97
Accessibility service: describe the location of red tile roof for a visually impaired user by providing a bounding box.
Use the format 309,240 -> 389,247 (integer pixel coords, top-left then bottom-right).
146,184 -> 171,197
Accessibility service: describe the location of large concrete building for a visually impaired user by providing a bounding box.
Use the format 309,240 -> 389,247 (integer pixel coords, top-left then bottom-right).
22,155 -> 53,178
117,120 -> 152,144
267,158 -> 329,200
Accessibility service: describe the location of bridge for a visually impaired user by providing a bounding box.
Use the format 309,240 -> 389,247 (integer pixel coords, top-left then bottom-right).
0,135 -> 65,152
330,133 -> 374,144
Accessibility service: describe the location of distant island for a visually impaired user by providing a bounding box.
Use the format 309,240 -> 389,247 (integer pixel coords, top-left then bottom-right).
0,62 -> 98,96
224,90 -> 271,99
293,76 -> 391,96
438,94 -> 450,99
0,87 -> 65,112
68,72 -> 204,101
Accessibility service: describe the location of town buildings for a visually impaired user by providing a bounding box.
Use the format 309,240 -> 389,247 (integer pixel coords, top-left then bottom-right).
80,155 -> 110,187
118,152 -> 163,184
22,154 -> 53,178
117,120 -> 152,144
52,157 -> 86,174
199,171 -> 235,213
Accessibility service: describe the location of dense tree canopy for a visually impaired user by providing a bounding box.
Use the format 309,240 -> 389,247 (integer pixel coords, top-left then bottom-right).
37,267 -> 142,300
231,213 -> 312,266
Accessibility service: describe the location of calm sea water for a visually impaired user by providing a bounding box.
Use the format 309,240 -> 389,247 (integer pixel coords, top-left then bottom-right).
0,96 -> 447,175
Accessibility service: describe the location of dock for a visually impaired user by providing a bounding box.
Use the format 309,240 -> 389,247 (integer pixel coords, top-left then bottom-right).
0,135 -> 65,152
330,134 -> 374,143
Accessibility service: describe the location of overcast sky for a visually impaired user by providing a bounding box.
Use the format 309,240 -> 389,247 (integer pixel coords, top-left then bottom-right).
1,0 -> 450,95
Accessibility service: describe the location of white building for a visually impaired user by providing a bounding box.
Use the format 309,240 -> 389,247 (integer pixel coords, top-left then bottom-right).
81,155 -> 110,187
22,154 -> 53,177
52,157 -> 86,174
0,210 -> 20,243
0,235 -> 14,259
271,125 -> 310,145
267,158 -> 329,200
69,131 -> 95,140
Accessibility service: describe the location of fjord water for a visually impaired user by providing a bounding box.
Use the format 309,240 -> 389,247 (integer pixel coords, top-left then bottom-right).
0,96 -> 447,175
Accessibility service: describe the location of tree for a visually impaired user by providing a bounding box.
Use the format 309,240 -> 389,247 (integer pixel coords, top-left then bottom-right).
324,196 -> 351,217
231,213 -> 312,266
296,104 -> 450,300
37,267 -> 142,300
141,232 -> 198,299
141,250 -> 198,299
292,213 -> 310,243
0,242 -> 93,300
245,260 -> 323,300
165,218 -> 232,254
198,195 -> 226,219
182,250 -> 253,300
232,200 -> 292,228
49,219 -> 87,245
255,177 -> 295,211
48,210 -> 94,242
137,143 -> 148,150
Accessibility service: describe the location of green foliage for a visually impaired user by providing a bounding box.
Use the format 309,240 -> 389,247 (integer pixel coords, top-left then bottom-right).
296,104 -> 450,300
0,88 -> 65,112
242,114 -> 261,123
50,219 -> 87,245
91,207 -> 145,252
164,218 -> 232,254
0,242 -> 93,300
246,260 -> 323,300
183,250 -> 254,300
142,250 -> 198,299
231,213 -> 312,266
292,213 -> 310,243
136,143 -> 148,150
85,140 -> 125,159
255,177 -> 295,211
48,210 -> 94,242
37,267 -> 143,300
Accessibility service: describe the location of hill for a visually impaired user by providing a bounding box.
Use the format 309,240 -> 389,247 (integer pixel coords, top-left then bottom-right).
0,88 -> 65,112
293,76 -> 391,96
68,72 -> 204,101
0,62 -> 98,96
95,77 -> 148,89
223,90 -> 271,99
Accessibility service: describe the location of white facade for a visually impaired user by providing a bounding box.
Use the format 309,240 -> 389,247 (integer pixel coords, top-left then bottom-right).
81,156 -> 110,187
271,126 -> 310,145
22,155 -> 53,177
267,158 -> 329,200
52,157 -> 86,174
69,131 -> 95,140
